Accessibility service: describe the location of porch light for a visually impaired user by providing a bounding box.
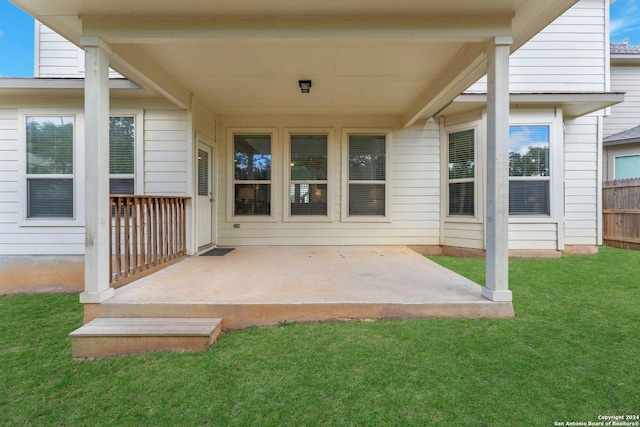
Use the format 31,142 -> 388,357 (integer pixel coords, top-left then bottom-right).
298,80 -> 312,93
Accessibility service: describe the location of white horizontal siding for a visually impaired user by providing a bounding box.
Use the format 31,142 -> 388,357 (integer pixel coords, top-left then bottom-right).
467,0 -> 606,93
444,222 -> 484,249
144,110 -> 189,195
509,223 -> 558,250
0,110 -> 18,240
604,66 -> 640,137
217,117 -> 441,246
564,116 -> 599,246
37,22 -> 122,78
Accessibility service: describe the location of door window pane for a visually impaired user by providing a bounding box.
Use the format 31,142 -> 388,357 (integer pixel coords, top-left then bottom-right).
198,149 -> 209,196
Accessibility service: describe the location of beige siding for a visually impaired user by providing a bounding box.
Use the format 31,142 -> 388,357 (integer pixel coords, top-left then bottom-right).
564,116 -> 600,245
605,65 -> 640,136
37,22 -> 122,78
468,0 -> 606,93
509,223 -> 558,250
444,222 -> 484,249
144,109 -> 190,195
217,116 -> 441,246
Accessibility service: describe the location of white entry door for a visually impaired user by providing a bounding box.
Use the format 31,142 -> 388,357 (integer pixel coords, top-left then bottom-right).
197,141 -> 214,249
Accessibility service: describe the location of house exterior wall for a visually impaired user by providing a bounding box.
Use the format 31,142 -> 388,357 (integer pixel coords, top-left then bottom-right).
216,115 -> 442,246
35,22 -> 122,79
605,64 -> 640,137
0,0 -> 614,293
467,0 -> 607,94
564,115 -> 601,246
0,98 -> 194,293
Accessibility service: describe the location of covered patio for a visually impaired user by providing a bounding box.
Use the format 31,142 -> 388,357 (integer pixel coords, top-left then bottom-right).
85,246 -> 514,330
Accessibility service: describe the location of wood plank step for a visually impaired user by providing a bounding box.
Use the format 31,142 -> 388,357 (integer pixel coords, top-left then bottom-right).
69,317 -> 222,359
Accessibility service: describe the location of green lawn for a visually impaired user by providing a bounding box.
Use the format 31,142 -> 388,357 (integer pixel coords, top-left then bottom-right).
1,246 -> 638,426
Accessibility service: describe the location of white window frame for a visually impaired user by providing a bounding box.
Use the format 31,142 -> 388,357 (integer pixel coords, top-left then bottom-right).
444,124 -> 481,221
507,110 -> 563,224
341,128 -> 392,223
613,154 -> 640,180
18,109 -> 85,227
227,128 -> 278,223
109,110 -> 144,195
283,128 -> 334,222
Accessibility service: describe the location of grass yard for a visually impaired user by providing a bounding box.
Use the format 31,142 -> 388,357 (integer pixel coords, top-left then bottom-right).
0,246 -> 638,426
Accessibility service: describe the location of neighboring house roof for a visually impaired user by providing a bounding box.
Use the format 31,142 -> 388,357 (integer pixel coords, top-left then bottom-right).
611,40 -> 640,55
611,40 -> 640,65
603,124 -> 640,146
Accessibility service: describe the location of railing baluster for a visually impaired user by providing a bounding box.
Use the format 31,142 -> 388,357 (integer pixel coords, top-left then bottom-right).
109,195 -> 189,286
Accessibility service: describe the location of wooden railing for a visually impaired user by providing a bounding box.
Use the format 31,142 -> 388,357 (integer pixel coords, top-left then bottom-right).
110,195 -> 189,287
603,178 -> 640,250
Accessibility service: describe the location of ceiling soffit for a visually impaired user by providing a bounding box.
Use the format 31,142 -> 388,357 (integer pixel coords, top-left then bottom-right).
15,0 -> 583,123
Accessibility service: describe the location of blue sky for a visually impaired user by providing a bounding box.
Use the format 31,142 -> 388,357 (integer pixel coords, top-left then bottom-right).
1,0 -> 640,77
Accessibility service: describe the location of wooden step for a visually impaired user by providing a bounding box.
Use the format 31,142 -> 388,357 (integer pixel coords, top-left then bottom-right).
69,317 -> 222,359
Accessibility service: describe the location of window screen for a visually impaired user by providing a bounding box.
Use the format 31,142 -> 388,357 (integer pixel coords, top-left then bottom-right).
234,135 -> 271,216
109,117 -> 135,195
348,135 -> 386,216
26,116 -> 74,218
448,129 -> 475,216
290,135 -> 328,216
509,125 -> 551,215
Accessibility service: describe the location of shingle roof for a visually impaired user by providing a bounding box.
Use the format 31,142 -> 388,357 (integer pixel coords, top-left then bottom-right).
611,40 -> 640,55
604,124 -> 640,145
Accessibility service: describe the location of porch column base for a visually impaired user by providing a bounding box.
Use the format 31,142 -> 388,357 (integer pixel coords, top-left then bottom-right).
80,288 -> 114,304
482,287 -> 512,302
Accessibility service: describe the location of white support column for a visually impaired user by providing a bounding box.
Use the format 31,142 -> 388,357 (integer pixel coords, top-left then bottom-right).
79,37 -> 114,303
483,36 -> 513,303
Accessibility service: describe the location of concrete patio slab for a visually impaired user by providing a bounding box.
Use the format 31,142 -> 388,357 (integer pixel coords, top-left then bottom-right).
84,246 -> 514,329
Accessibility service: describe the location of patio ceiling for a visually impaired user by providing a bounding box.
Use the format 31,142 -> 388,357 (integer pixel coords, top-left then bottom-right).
13,0 -> 580,126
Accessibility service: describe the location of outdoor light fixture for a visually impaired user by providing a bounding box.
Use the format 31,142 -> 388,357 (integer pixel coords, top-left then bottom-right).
298,80 -> 312,93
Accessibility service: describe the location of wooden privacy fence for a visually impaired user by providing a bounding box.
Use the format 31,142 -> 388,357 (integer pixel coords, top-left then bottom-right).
110,195 -> 189,287
603,178 -> 640,250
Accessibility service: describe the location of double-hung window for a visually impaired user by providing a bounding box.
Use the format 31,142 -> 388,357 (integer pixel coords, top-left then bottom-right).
448,129 -> 475,216
289,134 -> 328,216
109,116 -> 135,195
26,116 -> 75,219
234,134 -> 272,216
347,134 -> 387,217
508,125 -> 550,215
